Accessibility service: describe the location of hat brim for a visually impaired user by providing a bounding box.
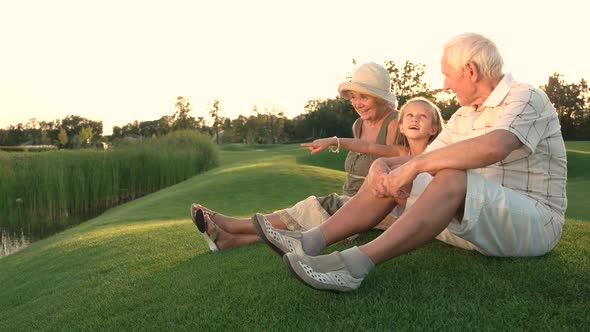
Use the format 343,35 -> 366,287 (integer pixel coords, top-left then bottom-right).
338,82 -> 397,105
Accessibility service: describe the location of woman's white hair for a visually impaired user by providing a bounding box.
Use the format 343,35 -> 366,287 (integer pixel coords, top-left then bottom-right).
383,99 -> 397,110
443,33 -> 504,79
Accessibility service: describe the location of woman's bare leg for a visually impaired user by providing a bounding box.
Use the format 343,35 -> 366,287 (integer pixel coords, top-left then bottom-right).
192,204 -> 288,235
203,214 -> 261,249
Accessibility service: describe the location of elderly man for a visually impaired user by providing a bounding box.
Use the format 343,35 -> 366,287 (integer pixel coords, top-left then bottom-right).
253,32 -> 567,292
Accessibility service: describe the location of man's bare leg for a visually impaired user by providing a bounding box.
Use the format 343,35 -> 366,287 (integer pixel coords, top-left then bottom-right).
360,169 -> 467,264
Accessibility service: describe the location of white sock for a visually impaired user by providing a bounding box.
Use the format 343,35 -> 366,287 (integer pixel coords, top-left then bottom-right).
340,246 -> 375,278
300,227 -> 326,256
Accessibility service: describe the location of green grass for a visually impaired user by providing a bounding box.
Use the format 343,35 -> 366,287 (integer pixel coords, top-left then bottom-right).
565,141 -> 590,220
565,140 -> 590,153
0,144 -> 588,330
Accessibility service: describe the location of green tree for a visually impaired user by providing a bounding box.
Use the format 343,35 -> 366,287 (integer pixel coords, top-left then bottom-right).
173,96 -> 197,131
541,73 -> 589,139
79,127 -> 94,146
253,107 -> 286,144
433,89 -> 460,120
230,115 -> 249,143
61,115 -> 103,141
384,60 -> 432,106
57,128 -> 68,148
303,97 -> 356,139
208,100 -> 223,144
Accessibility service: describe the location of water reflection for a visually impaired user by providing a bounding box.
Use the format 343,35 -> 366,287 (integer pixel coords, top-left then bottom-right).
1,229 -> 31,257
0,211 -> 99,258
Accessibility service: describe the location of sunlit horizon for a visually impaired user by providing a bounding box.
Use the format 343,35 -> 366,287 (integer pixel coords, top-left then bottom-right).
1,0 -> 588,135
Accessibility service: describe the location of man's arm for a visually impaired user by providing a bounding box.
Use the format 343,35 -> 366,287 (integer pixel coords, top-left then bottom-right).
412,129 -> 523,174
376,129 -> 523,197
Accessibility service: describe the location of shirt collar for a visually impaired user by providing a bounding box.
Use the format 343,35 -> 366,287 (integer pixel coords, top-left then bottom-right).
482,73 -> 514,107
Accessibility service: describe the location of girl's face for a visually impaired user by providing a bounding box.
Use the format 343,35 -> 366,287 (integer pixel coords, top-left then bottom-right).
399,103 -> 439,141
349,91 -> 385,121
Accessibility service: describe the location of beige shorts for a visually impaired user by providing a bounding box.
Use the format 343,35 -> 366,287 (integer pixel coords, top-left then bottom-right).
405,171 -> 564,257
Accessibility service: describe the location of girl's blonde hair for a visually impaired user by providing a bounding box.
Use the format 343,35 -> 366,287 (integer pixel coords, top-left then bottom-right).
393,97 -> 445,148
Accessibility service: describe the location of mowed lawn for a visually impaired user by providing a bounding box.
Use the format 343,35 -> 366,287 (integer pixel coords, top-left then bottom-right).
0,143 -> 588,330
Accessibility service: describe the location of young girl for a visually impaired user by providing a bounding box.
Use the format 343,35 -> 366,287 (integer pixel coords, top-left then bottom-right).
191,96 -> 444,252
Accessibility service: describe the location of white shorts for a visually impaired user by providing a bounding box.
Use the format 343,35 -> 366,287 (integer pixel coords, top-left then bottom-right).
405,171 -> 564,257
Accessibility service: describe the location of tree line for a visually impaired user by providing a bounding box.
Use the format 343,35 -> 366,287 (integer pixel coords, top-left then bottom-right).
2,61 -> 589,147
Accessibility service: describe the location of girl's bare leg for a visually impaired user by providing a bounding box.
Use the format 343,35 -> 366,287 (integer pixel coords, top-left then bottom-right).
319,185 -> 398,245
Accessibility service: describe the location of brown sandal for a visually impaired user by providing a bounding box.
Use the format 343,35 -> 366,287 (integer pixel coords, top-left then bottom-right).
190,204 -> 219,252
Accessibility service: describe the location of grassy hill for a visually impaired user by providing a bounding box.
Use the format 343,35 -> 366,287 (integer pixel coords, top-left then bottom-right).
0,143 -> 588,330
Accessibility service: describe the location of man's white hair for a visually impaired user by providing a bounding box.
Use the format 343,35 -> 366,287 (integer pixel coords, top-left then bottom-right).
443,33 -> 504,79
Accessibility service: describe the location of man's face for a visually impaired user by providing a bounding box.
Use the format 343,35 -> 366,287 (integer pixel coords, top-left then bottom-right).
441,52 -> 476,106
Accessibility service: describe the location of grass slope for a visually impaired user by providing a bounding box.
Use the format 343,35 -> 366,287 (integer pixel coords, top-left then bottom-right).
565,141 -> 590,220
0,144 -> 588,330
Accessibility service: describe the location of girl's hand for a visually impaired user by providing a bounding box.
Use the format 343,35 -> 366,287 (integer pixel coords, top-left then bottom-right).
300,138 -> 335,155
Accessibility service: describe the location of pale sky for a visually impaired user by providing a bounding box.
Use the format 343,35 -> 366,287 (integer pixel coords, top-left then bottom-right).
1,0 -> 588,135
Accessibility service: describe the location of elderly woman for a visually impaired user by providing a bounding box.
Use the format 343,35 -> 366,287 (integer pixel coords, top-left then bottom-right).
192,62 -> 400,251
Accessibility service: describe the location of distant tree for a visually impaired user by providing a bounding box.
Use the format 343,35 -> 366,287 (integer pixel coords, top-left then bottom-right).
112,126 -> 123,139
173,96 -> 197,130
58,128 -> 68,148
303,97 -> 356,139
230,115 -> 249,143
8,124 -> 27,145
541,73 -> 590,139
79,127 -> 94,146
253,107 -> 286,144
282,115 -> 307,142
40,130 -> 50,145
432,89 -> 460,120
60,115 -> 102,147
208,99 -> 223,144
243,106 -> 266,144
38,120 -> 58,144
220,118 -> 233,143
157,115 -> 174,136
384,60 -> 432,106
0,129 -> 8,146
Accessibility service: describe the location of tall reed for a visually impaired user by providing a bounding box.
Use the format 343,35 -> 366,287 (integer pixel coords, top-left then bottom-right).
0,130 -> 218,239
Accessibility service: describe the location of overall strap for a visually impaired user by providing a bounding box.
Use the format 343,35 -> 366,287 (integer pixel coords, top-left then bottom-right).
352,118 -> 363,139
375,111 -> 399,145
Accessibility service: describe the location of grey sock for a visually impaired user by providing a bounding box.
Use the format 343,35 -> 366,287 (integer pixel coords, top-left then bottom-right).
300,227 -> 326,256
340,246 -> 375,278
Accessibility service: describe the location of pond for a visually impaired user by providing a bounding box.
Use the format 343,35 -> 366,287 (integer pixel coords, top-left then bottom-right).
0,211 -> 99,258
1,230 -> 31,257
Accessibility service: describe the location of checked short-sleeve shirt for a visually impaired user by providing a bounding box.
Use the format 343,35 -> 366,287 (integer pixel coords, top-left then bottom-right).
427,73 -> 567,216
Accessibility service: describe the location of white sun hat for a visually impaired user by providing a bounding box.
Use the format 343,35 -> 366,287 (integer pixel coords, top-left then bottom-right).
338,62 -> 397,106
